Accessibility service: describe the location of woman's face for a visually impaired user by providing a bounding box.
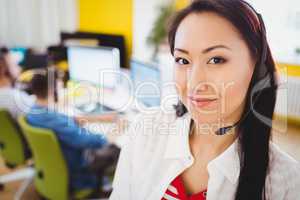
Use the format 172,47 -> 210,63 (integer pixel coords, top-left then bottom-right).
174,12 -> 255,131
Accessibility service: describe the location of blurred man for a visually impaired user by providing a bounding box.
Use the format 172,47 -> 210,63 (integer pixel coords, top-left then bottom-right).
26,72 -> 120,194
0,54 -> 35,119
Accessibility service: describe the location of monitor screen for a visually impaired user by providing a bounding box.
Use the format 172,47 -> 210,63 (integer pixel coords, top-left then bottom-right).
130,60 -> 161,107
10,47 -> 27,64
67,46 -> 120,88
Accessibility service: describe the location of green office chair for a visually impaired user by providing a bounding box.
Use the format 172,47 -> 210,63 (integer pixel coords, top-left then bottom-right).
18,116 -> 94,200
0,109 -> 34,198
0,109 -> 28,166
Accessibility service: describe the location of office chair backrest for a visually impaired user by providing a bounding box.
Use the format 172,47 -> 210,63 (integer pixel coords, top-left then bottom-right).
18,116 -> 69,200
0,109 -> 26,167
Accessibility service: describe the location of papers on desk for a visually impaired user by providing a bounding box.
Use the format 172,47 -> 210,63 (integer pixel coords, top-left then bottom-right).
82,110 -> 137,147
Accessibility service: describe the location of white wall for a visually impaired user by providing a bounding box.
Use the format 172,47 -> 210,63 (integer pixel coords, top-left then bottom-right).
133,0 -> 300,64
248,0 -> 300,63
0,0 -> 78,49
132,0 -> 173,62
132,0 -> 178,109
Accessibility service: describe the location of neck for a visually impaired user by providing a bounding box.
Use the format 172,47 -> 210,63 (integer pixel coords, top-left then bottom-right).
36,98 -> 49,107
190,121 -> 238,157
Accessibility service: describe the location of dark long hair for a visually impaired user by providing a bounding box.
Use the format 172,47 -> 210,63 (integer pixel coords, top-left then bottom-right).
168,0 -> 278,199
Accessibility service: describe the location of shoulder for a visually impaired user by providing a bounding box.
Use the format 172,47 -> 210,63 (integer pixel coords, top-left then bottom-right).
3,88 -> 36,110
126,107 -> 177,137
267,142 -> 300,195
120,107 -> 177,149
14,89 -> 36,103
135,106 -> 177,123
269,142 -> 300,177
0,88 -> 14,99
27,106 -> 68,124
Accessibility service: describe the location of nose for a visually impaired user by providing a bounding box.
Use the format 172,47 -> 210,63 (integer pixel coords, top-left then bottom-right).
187,63 -> 209,94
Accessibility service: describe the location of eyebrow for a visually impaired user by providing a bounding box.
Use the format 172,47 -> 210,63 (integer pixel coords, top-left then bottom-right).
174,45 -> 231,54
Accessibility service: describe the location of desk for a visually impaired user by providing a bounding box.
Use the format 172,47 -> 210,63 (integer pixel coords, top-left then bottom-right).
55,84 -> 138,147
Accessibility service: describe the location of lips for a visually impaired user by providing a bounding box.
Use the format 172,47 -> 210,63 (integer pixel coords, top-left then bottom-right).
187,95 -> 218,107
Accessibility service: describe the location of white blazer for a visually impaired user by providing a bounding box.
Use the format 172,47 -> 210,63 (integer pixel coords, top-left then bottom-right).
110,108 -> 300,200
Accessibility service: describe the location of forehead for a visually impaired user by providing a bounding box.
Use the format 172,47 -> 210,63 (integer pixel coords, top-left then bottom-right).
174,12 -> 244,51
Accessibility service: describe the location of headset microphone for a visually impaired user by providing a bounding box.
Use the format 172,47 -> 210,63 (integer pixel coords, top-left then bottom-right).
215,3 -> 268,136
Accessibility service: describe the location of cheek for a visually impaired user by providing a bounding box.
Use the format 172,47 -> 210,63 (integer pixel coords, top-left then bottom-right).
221,65 -> 253,117
174,67 -> 188,101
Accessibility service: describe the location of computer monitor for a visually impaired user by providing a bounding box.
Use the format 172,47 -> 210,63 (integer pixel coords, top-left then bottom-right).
21,53 -> 48,70
10,47 -> 27,64
130,60 -> 161,107
67,46 -> 120,88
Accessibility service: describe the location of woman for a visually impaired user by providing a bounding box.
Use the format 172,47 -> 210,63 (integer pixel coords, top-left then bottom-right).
110,0 -> 300,199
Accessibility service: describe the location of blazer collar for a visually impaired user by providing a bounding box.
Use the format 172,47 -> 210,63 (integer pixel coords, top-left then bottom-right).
163,112 -> 240,184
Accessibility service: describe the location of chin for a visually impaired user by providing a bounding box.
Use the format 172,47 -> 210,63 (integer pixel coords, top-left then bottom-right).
185,101 -> 218,119
190,111 -> 221,124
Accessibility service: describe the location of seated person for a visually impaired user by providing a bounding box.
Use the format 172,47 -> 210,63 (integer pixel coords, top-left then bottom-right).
0,54 -> 35,119
26,72 -> 119,192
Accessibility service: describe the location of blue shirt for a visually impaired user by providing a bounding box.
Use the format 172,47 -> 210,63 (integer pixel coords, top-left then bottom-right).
26,104 -> 108,190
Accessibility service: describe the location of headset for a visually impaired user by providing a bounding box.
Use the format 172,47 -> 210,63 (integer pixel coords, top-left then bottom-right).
215,1 -> 270,135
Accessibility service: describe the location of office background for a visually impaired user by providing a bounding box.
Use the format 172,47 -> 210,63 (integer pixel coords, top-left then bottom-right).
0,0 -> 299,199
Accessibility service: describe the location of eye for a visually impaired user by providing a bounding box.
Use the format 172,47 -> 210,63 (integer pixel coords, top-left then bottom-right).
207,57 -> 226,64
175,57 -> 190,65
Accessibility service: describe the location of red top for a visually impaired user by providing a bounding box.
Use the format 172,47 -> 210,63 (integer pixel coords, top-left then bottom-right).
162,175 -> 207,200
